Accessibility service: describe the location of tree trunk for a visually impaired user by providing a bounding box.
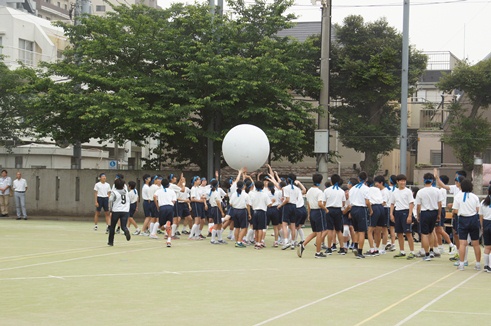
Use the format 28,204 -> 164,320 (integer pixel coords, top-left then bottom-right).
360,150 -> 379,177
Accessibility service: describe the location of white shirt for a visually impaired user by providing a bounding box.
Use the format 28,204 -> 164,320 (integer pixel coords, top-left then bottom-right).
283,185 -> 300,205
368,187 -> 384,205
142,184 -> 152,200
230,191 -> 250,209
381,188 -> 391,208
154,187 -> 177,206
324,186 -> 346,208
148,184 -> 161,200
294,187 -> 305,208
110,189 -> 130,212
389,187 -> 414,210
198,185 -> 210,200
128,189 -> 139,204
307,187 -> 324,210
415,186 -> 443,211
209,190 -> 222,207
191,186 -> 200,201
479,201 -> 491,221
348,184 -> 369,207
439,188 -> 447,208
448,185 -> 461,196
452,192 -> 479,216
94,181 -> 110,197
177,187 -> 191,202
0,176 -> 12,195
251,190 -> 272,211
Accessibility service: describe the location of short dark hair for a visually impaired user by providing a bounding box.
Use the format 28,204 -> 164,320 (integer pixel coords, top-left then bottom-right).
358,171 -> 368,181
128,181 -> 136,189
374,175 -> 385,184
396,174 -> 407,181
423,173 -> 434,184
366,178 -> 374,187
1,169 -> 7,174
162,179 -> 170,188
460,179 -> 473,193
440,175 -> 449,185
142,174 -> 151,181
114,178 -> 125,190
389,175 -> 397,185
330,174 -> 341,185
456,170 -> 467,178
255,180 -> 264,190
349,178 -> 358,186
312,173 -> 323,185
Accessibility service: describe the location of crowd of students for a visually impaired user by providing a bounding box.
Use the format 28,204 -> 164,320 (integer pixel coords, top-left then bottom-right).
92,166 -> 491,272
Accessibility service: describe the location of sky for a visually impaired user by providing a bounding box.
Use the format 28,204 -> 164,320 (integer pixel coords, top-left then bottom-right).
158,0 -> 491,64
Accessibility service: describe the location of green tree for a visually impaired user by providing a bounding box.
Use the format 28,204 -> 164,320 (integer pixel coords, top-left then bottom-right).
438,58 -> 491,173
0,60 -> 37,149
326,16 -> 427,175
441,102 -> 491,172
26,1 -> 322,172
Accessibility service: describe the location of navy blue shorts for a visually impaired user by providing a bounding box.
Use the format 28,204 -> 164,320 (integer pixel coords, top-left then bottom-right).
209,206 -> 222,225
252,210 -> 267,230
158,205 -> 174,226
267,206 -> 280,226
458,214 -> 480,241
436,208 -> 446,227
177,202 -> 191,218
295,206 -> 308,227
342,213 -> 351,226
483,220 -> 491,246
351,206 -> 368,232
369,204 -> 386,227
326,207 -> 343,231
310,209 -> 328,233
232,208 -> 248,229
143,200 -> 153,217
96,197 -> 109,212
129,203 -> 137,217
420,210 -> 438,235
281,203 -> 296,224
226,207 -> 235,217
452,213 -> 459,232
394,209 -> 412,234
192,202 -> 205,219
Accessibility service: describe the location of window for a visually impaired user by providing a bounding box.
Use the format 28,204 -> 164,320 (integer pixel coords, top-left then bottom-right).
15,156 -> 23,169
18,39 -> 34,66
430,150 -> 442,166
57,2 -> 60,7
64,4 -> 67,10
96,5 -> 106,12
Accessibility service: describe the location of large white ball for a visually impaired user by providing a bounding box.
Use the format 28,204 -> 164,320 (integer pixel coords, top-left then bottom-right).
222,124 -> 270,171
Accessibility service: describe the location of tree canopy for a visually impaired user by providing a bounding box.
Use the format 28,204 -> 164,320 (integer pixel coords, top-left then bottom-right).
324,16 -> 427,175
25,1 -> 322,171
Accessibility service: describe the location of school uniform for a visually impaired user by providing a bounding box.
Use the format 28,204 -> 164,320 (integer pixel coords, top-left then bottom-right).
154,187 -> 177,226
389,187 -> 414,234
141,184 -> 153,217
148,184 -> 161,218
208,190 -> 223,225
307,187 -> 327,233
128,188 -> 138,217
452,192 -> 480,241
266,187 -> 281,226
251,190 -> 272,230
230,190 -> 250,229
281,185 -> 299,224
449,185 -> 461,232
381,187 -> 391,227
415,186 -> 443,235
479,201 -> 491,246
191,186 -> 205,218
294,187 -> 308,227
94,181 -> 111,212
349,182 -> 369,232
324,184 -> 346,232
368,186 -> 385,228
108,188 -> 130,245
176,187 -> 191,218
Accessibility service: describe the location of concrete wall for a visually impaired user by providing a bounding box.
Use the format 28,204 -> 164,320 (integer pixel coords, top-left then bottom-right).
2,168 -> 179,218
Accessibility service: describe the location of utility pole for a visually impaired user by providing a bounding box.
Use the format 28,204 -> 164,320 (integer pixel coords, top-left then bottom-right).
72,0 -> 91,169
314,0 -> 331,183
399,0 -> 410,175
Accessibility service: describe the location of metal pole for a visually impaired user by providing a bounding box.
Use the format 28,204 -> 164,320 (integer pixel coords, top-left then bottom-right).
207,0 -> 216,179
399,0 -> 410,175
440,94 -> 444,166
317,0 -> 331,183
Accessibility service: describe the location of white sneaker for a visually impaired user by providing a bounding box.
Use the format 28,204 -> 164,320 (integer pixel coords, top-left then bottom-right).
93,225 -> 98,231
133,229 -> 141,235
149,234 -> 159,239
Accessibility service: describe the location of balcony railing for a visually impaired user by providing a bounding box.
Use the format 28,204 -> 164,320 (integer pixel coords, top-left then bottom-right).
419,109 -> 450,130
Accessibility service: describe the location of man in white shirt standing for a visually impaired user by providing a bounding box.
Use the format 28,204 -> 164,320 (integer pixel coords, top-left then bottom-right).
0,170 -> 12,217
12,172 -> 28,220
93,173 -> 111,232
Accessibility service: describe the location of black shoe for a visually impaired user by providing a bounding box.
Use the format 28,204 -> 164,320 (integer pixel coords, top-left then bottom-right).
16,217 -> 21,220
107,242 -> 113,246
315,252 -> 327,258
124,229 -> 131,241
105,226 -> 109,234
1,214 -> 8,217
484,265 -> 491,273
297,241 -> 305,258
116,226 -> 121,234
338,248 -> 347,255
176,231 -> 181,236
356,253 -> 366,259
207,232 -> 212,237
331,244 -> 337,251
325,248 -> 333,255
23,217 -> 28,220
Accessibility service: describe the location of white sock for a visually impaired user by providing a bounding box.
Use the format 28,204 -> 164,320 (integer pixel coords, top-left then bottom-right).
218,229 -> 223,241
247,229 -> 254,242
152,222 -> 160,235
208,223 -> 214,233
464,246 -> 468,262
298,229 -> 305,241
149,222 -> 155,234
486,254 -> 491,266
211,229 -> 217,242
171,224 -> 177,236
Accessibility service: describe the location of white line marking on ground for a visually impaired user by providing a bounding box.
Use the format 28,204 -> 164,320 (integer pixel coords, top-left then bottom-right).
394,271 -> 483,325
252,262 -> 420,326
425,310 -> 491,316
0,268 -> 279,281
